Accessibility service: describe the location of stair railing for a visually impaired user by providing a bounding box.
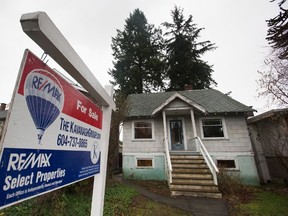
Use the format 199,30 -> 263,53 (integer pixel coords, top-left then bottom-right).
193,136 -> 219,185
163,138 -> 173,184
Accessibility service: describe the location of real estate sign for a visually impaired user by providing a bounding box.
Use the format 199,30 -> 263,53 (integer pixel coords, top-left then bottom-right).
0,50 -> 103,209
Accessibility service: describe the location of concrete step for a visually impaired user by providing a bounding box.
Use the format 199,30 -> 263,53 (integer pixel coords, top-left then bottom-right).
170,155 -> 203,159
171,190 -> 222,199
172,173 -> 213,179
172,163 -> 208,169
169,153 -> 222,198
172,178 -> 214,185
171,159 -> 205,164
170,151 -> 200,156
172,168 -> 210,174
170,184 -> 219,192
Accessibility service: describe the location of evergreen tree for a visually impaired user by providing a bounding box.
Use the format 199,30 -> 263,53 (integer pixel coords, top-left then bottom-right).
266,0 -> 288,59
109,9 -> 165,96
162,6 -> 216,91
258,0 -> 288,107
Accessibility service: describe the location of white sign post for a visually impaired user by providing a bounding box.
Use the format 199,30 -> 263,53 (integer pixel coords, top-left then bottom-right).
0,12 -> 115,216
91,86 -> 113,215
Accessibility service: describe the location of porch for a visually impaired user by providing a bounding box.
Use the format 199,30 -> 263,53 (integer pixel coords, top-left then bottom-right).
160,108 -> 221,198
165,137 -> 221,198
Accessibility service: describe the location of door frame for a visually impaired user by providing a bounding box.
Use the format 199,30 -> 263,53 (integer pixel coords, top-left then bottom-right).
167,117 -> 187,151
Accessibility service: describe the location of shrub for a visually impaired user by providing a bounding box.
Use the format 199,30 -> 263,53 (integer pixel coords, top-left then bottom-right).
217,169 -> 254,203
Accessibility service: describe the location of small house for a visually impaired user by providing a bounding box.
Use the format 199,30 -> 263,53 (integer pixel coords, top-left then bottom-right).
248,108 -> 288,183
122,89 -> 259,197
0,103 -> 8,140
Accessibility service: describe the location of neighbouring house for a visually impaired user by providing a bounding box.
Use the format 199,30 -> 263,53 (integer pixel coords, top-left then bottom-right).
122,89 -> 259,197
248,108 -> 288,183
0,103 -> 8,140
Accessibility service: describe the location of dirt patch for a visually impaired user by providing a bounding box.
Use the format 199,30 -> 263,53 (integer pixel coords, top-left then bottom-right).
129,194 -> 193,216
128,180 -> 171,196
264,183 -> 288,196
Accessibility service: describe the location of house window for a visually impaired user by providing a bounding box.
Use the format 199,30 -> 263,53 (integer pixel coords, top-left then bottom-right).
201,118 -> 225,138
133,121 -> 153,139
136,158 -> 153,168
217,160 -> 236,169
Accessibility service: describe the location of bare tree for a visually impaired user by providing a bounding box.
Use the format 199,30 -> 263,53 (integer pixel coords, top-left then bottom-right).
269,115 -> 288,176
258,51 -> 288,107
259,0 -> 288,107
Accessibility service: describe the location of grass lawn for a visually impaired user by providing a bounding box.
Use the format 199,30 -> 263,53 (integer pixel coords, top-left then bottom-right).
234,188 -> 288,215
103,179 -> 192,216
227,184 -> 288,216
0,192 -> 92,216
0,178 -> 192,216
0,178 -> 287,216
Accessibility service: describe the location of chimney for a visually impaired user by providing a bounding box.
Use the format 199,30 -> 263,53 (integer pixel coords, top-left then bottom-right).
184,84 -> 193,91
0,103 -> 6,111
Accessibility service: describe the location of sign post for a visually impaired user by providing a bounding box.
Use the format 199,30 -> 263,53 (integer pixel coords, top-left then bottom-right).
0,49 -> 102,209
91,86 -> 113,215
0,12 -> 115,216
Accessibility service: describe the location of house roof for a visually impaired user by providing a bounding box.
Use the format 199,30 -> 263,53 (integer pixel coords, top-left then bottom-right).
247,108 -> 288,124
125,89 -> 255,118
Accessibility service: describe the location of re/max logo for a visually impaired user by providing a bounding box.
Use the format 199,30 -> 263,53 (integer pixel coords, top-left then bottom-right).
7,153 -> 52,171
32,75 -> 62,102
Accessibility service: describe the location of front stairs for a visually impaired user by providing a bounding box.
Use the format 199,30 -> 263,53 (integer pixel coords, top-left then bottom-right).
170,153 -> 222,198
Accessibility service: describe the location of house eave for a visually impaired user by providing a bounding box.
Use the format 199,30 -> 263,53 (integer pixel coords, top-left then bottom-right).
203,111 -> 252,116
124,115 -> 153,120
247,108 -> 288,123
152,92 -> 207,116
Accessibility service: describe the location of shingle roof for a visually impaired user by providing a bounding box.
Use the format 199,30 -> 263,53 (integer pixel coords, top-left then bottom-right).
125,89 -> 254,118
247,108 -> 288,124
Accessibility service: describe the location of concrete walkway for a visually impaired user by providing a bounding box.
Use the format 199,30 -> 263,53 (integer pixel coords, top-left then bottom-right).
116,176 -> 228,216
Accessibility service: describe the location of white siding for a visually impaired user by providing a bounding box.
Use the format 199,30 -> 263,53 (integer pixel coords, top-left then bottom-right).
195,116 -> 253,153
123,117 -> 164,153
123,114 -> 253,154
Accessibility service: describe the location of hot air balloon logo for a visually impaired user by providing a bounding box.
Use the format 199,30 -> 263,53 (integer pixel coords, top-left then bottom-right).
24,69 -> 64,145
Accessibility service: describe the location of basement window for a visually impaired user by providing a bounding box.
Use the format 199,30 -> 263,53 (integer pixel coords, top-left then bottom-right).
217,160 -> 236,169
136,158 -> 153,168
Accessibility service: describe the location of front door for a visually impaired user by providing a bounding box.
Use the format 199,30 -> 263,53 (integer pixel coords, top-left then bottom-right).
170,120 -> 184,150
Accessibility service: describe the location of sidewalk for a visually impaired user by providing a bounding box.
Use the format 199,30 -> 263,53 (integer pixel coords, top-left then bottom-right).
115,175 -> 228,216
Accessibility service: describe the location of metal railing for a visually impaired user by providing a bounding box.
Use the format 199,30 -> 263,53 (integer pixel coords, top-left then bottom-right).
163,138 -> 173,184
192,136 -> 219,185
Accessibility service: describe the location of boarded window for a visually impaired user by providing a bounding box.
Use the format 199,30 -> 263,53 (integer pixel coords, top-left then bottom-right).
202,119 -> 224,138
217,160 -> 236,168
137,159 -> 153,167
134,122 -> 152,139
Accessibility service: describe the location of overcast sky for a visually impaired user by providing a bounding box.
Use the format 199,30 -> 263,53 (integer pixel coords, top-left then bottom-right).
0,0 -> 281,113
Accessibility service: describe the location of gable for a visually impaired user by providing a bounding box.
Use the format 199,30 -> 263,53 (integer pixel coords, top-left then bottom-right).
166,98 -> 191,109
125,89 -> 255,118
152,92 -> 206,115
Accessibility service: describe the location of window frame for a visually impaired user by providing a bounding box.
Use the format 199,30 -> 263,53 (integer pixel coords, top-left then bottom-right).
132,120 -> 154,140
200,117 -> 228,139
135,157 -> 154,169
215,157 -> 239,170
